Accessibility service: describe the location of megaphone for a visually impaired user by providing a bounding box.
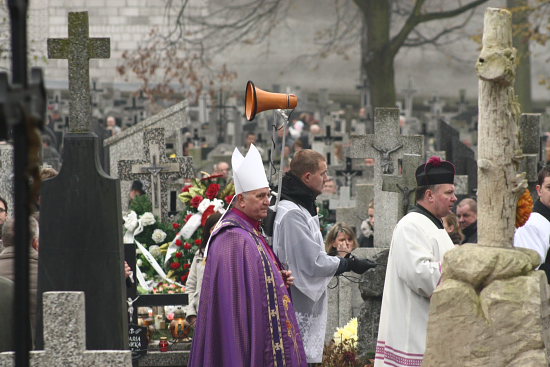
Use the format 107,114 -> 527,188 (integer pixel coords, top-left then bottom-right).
245,80 -> 298,121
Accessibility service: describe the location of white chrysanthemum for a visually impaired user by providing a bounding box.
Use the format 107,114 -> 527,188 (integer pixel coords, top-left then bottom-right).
197,198 -> 212,213
136,259 -> 143,267
151,230 -> 167,244
123,211 -> 138,231
140,212 -> 156,226
136,248 -> 142,255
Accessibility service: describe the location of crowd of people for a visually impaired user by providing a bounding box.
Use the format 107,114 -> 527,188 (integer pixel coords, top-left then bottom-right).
4,115 -> 550,367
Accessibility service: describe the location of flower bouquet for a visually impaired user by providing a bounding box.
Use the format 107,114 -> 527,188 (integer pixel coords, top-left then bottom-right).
164,175 -> 234,284
124,175 -> 234,294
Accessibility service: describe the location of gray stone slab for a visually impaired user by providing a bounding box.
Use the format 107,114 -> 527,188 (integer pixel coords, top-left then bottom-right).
36,134 -> 128,351
519,114 -> 541,186
0,292 -> 131,366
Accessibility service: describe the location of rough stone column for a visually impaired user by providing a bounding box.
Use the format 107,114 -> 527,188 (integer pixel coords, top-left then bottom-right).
423,8 -> 550,367
476,7 -> 523,248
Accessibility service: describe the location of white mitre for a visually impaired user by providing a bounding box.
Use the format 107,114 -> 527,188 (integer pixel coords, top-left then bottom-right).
232,144 -> 269,194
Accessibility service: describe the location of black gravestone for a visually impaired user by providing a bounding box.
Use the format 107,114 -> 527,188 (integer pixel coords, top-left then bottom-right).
36,134 -> 128,350
36,11 -> 127,351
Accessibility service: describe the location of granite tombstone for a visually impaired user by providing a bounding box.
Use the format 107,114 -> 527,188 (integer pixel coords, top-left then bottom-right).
36,11 -> 128,351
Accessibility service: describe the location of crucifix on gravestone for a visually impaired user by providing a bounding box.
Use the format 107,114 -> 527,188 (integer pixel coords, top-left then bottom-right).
349,108 -> 423,248
382,154 -> 423,219
48,12 -> 109,133
118,128 -> 194,221
37,11 -> 128,352
335,157 -> 363,189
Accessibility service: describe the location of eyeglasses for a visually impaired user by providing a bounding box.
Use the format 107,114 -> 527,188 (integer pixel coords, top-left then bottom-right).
0,208 -> 6,213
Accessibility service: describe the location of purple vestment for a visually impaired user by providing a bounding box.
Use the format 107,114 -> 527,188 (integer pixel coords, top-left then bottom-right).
189,209 -> 307,367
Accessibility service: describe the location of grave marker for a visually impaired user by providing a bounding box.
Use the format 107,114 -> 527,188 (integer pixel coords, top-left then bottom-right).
118,128 -> 193,221
36,11 -> 128,351
350,107 -> 423,248
0,292 -> 132,366
382,154 -> 422,219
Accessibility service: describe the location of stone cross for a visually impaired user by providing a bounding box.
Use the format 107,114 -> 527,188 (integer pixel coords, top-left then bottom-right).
329,186 -> 356,210
382,154 -> 422,219
0,292 -> 132,366
118,128 -> 194,221
350,107 -> 423,248
47,12 -> 110,133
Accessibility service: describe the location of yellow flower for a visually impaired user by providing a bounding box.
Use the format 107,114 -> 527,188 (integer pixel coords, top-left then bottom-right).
333,317 -> 358,348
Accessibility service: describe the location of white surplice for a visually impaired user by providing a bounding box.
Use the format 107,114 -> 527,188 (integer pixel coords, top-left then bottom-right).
375,212 -> 454,367
273,200 -> 340,363
514,212 -> 550,266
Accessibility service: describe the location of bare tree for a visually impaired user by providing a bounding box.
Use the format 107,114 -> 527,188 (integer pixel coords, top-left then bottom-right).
156,0 -> 492,109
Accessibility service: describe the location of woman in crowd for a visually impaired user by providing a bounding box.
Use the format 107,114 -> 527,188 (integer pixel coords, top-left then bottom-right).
325,222 -> 359,257
443,212 -> 464,245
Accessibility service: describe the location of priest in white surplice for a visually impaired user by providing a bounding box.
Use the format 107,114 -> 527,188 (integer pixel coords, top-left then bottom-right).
375,156 -> 457,367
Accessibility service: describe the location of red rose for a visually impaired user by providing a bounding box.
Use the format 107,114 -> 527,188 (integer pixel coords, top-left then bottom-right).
201,205 -> 215,227
181,274 -> 189,283
170,262 -> 180,269
205,183 -> 221,200
225,195 -> 234,204
184,242 -> 192,250
175,239 -> 183,247
173,222 -> 181,230
184,263 -> 191,269
181,185 -> 192,192
195,238 -> 203,246
185,214 -> 193,222
175,252 -> 183,258
191,195 -> 204,208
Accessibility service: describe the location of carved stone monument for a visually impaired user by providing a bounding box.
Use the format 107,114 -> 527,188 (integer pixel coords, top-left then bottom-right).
424,8 -> 550,366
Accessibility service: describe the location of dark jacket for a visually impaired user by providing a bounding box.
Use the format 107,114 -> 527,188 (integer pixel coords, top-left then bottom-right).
462,222 -> 477,244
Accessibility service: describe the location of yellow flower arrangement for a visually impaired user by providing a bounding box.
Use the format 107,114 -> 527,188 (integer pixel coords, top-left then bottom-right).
333,317 -> 358,348
516,188 -> 533,228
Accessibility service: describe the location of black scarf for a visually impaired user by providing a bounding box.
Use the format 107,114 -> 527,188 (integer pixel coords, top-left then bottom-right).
534,200 -> 550,222
280,172 -> 318,217
408,204 -> 445,229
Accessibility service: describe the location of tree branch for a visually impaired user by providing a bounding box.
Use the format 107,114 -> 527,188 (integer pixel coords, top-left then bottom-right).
389,0 -> 489,56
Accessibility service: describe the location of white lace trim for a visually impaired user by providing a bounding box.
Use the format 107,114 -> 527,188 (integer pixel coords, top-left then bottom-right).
295,311 -> 326,363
